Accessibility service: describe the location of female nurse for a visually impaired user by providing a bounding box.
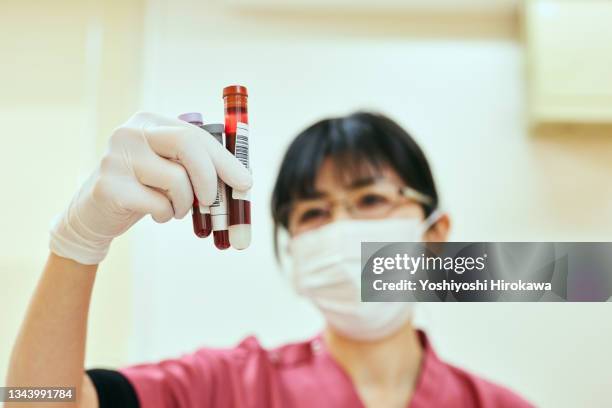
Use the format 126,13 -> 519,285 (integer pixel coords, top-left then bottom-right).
6,112 -> 533,408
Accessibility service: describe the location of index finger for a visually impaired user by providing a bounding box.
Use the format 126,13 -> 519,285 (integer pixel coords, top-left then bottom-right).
144,125 -> 252,204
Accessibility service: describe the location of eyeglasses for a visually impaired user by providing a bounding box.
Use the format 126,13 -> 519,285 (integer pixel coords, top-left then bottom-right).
285,180 -> 433,235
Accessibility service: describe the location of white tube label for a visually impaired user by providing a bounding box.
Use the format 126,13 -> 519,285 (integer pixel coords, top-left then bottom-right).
211,178 -> 228,230
210,130 -> 229,230
233,122 -> 251,201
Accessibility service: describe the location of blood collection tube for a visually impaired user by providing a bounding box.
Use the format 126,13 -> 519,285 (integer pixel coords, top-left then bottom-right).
223,85 -> 251,250
178,112 -> 212,238
202,123 -> 230,250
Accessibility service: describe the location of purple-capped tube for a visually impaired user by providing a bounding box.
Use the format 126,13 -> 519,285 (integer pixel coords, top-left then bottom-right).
178,112 -> 212,238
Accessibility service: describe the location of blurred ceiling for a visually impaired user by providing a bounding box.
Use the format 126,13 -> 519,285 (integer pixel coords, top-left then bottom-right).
223,0 -> 518,14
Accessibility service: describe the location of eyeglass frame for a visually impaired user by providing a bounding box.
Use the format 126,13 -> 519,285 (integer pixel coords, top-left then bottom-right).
279,179 -> 434,235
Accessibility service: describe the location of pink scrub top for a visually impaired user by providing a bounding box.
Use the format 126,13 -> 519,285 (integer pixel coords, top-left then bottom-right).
120,331 -> 533,408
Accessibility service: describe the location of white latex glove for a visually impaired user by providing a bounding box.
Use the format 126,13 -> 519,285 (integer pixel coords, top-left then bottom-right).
50,112 -> 252,265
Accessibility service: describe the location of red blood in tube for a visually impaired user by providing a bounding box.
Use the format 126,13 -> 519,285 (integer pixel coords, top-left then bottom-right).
202,123 -> 231,250
192,206 -> 212,238
178,112 -> 212,239
223,85 -> 251,250
214,230 -> 230,250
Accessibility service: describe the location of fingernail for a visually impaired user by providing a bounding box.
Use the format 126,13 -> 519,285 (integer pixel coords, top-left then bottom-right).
232,189 -> 251,201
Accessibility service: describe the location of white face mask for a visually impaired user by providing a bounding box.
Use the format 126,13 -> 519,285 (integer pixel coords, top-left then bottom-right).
288,213 -> 440,341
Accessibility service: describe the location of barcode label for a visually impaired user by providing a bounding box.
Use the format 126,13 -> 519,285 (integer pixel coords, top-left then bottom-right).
211,176 -> 228,230
211,178 -> 226,207
235,123 -> 249,169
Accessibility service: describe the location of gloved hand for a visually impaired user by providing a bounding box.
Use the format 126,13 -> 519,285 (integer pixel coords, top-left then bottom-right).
50,112 -> 252,265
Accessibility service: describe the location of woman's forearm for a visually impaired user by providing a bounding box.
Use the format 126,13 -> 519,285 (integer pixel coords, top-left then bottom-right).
3,113 -> 239,407
5,253 -> 98,407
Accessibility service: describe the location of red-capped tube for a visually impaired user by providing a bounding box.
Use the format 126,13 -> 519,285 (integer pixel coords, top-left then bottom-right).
178,112 -> 212,239
202,123 -> 231,250
223,85 -> 251,250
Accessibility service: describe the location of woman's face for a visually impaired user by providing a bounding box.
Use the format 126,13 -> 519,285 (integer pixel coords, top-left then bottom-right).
287,157 -> 448,238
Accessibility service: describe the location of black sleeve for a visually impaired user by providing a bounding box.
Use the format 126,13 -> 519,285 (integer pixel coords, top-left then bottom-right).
86,369 -> 140,408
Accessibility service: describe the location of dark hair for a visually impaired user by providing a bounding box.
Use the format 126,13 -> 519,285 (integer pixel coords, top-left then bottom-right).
270,112 -> 439,253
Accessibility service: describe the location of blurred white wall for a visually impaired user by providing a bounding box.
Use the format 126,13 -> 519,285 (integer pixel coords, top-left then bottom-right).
128,1 -> 612,407
0,0 -> 144,385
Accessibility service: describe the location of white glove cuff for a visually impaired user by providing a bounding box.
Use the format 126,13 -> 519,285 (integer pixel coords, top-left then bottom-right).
49,205 -> 113,266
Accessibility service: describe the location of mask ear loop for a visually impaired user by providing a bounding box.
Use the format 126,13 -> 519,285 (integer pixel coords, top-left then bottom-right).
416,207 -> 447,337
420,208 -> 445,241
278,228 -> 317,297
412,209 -> 442,337
277,227 -> 297,285
402,186 -> 444,235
